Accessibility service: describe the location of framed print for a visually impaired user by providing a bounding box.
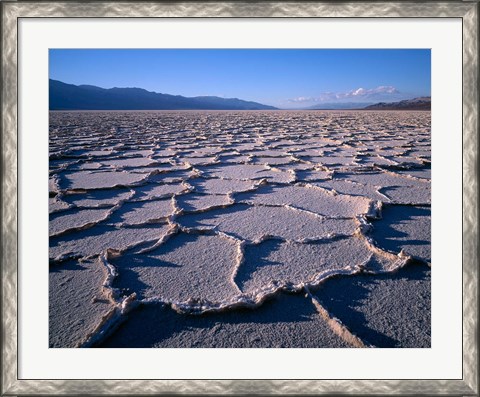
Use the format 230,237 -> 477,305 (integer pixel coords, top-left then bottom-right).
1,1 -> 478,395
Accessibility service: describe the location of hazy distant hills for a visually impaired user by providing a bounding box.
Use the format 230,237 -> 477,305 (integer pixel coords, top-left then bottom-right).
306,97 -> 431,110
363,97 -> 431,110
49,79 -> 278,110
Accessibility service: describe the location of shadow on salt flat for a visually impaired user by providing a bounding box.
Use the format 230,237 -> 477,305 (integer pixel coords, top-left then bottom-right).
62,188 -> 132,207
311,263 -> 431,348
371,205 -> 431,263
99,292 -> 351,348
106,199 -> 174,226
49,224 -> 167,260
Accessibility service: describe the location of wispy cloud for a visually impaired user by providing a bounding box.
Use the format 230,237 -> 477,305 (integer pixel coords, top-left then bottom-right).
288,86 -> 401,104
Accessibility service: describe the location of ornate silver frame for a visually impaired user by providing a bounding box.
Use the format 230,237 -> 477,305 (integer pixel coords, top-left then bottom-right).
1,1 -> 478,395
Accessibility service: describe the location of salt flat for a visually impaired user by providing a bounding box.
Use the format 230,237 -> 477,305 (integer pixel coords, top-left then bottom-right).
49,110 -> 431,348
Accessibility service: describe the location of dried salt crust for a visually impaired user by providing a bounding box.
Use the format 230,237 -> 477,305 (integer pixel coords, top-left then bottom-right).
49,110 -> 431,348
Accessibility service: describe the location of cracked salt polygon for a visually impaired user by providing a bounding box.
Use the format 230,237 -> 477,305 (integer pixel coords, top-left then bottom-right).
192,147 -> 224,155
252,156 -> 295,165
311,179 -> 388,202
178,204 -> 356,241
237,237 -> 383,293
338,171 -> 430,188
71,161 -> 104,170
373,148 -> 407,157
110,233 -> 240,302
181,156 -> 217,165
133,183 -> 188,200
100,157 -> 155,168
356,156 -> 397,167
107,199 -> 175,226
50,224 -> 169,261
202,164 -> 270,180
386,156 -> 425,166
248,149 -> 288,157
49,197 -> 71,213
408,150 -> 431,159
49,208 -> 111,236
235,185 -> 372,218
147,170 -> 192,184
291,149 -> 323,157
304,155 -> 356,166
123,149 -> 155,157
176,193 -> 232,212
49,159 -> 75,170
295,169 -> 331,182
217,154 -> 251,164
190,178 -> 256,194
63,170 -> 148,190
153,149 -> 177,157
83,150 -> 115,157
395,168 -> 431,180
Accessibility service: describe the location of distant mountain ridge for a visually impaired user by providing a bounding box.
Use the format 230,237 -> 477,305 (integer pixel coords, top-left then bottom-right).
363,97 -> 431,110
49,79 -> 277,110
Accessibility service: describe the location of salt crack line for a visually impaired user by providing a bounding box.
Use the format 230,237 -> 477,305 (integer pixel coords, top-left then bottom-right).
49,190 -> 136,238
78,253 -> 140,348
304,285 -> 370,348
135,224 -> 180,255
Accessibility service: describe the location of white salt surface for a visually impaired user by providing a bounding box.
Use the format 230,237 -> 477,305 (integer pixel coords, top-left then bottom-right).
111,233 -> 240,302
236,185 -> 372,218
133,182 -> 189,200
178,204 -> 357,242
62,170 -> 148,190
49,208 -> 111,236
237,237 -> 396,293
49,259 -> 114,347
50,224 -> 169,262
190,178 -> 257,194
100,157 -> 155,168
107,199 -> 175,226
49,110 -> 431,348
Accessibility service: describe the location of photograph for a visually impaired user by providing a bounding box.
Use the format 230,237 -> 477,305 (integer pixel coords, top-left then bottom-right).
48,48 -> 432,349
2,0 -> 477,394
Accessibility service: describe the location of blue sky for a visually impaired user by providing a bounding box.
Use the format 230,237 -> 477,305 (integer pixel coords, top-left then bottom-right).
49,49 -> 430,108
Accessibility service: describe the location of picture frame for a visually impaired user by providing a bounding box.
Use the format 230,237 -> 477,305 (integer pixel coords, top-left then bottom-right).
1,1 -> 478,395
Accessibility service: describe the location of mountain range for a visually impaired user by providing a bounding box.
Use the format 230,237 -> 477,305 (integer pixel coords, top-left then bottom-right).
49,80 -> 431,111
49,79 -> 277,110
